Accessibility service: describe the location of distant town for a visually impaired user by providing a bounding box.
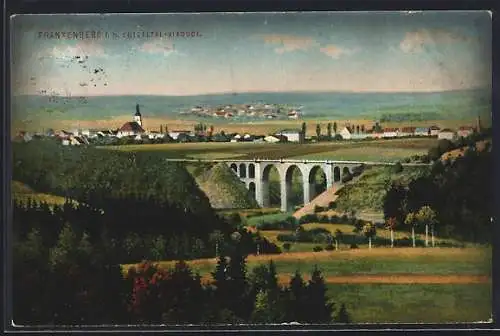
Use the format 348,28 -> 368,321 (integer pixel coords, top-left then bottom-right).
15,104 -> 483,149
180,103 -> 302,120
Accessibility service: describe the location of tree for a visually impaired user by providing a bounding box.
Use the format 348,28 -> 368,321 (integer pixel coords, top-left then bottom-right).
305,266 -> 333,323
362,222 -> 377,249
327,123 -> 332,138
301,122 -> 307,140
334,303 -> 351,323
287,270 -> 307,322
334,229 -> 343,250
404,212 -> 418,248
209,230 -> 225,257
415,206 -> 438,247
282,242 -> 291,252
393,162 -> 403,174
316,124 -> 321,139
356,125 -> 360,134
385,217 -> 398,248
361,125 -> 365,133
333,122 -> 338,134
383,182 -> 407,225
160,125 -> 163,133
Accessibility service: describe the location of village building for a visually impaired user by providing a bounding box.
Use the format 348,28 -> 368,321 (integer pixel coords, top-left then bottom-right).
457,126 -> 475,138
168,130 -> 192,140
438,128 -> 456,140
275,129 -> 304,143
429,126 -> 441,136
399,127 -> 416,137
383,128 -> 399,138
414,127 -> 430,136
264,135 -> 282,143
339,126 -> 353,140
117,104 -> 145,138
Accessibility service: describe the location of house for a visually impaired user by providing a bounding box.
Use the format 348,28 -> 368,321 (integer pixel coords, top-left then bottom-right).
253,136 -> 266,143
117,121 -> 145,137
383,128 -> 399,138
438,128 -> 456,140
399,127 -> 416,137
415,127 -> 430,136
81,129 -> 100,138
429,126 -> 441,136
62,135 -> 89,146
275,129 -> 304,143
457,126 -> 475,138
366,130 -> 383,139
242,133 -> 254,141
264,135 -> 281,143
168,130 -> 192,140
351,133 -> 369,140
339,126 -> 353,140
15,131 -> 33,142
148,131 -> 165,140
288,110 -> 299,120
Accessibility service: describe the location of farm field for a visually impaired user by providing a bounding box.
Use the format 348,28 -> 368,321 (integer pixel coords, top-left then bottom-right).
101,137 -> 438,161
122,247 -> 491,280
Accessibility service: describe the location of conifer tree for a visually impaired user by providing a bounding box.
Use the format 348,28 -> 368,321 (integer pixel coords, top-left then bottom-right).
305,266 -> 334,323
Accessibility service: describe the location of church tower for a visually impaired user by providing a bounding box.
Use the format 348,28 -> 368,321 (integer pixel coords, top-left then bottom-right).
134,103 -> 143,127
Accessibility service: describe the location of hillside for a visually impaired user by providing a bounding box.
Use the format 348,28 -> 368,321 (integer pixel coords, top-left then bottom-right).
334,165 -> 429,214
195,162 -> 259,209
12,180 -> 71,206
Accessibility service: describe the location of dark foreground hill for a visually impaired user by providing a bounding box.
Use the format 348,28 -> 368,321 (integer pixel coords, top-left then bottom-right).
196,163 -> 259,210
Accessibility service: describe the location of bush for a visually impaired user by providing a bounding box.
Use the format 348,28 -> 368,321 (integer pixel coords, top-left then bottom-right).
276,233 -> 296,242
393,162 -> 403,173
313,246 -> 323,252
350,244 -> 358,249
299,214 -> 318,224
324,244 -> 334,251
314,205 -> 324,213
328,201 -> 337,210
282,242 -> 291,252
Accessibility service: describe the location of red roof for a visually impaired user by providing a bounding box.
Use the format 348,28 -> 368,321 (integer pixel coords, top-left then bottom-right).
458,126 -> 475,131
401,127 -> 416,133
119,122 -> 144,133
383,128 -> 399,132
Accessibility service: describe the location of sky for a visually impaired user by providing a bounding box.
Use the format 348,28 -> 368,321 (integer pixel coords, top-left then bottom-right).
10,11 -> 492,96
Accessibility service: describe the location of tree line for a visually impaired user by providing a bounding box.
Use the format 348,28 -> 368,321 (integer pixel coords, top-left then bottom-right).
13,221 -> 349,325
383,143 -> 492,243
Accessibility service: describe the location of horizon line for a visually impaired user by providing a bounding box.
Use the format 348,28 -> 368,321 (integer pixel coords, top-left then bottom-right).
13,87 -> 490,98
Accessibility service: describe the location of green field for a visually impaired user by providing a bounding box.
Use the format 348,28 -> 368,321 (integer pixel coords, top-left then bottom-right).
327,283 -> 491,323
124,247 -> 491,280
101,137 -> 437,161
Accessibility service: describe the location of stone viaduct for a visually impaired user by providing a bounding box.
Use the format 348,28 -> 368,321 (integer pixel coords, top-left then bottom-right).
167,158 -> 430,212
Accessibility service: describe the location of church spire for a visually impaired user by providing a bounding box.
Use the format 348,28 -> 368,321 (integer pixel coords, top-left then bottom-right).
134,103 -> 143,127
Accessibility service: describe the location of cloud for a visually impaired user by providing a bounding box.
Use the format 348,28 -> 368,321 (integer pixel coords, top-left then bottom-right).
47,40 -> 108,59
400,29 -> 471,53
319,45 -> 357,59
258,34 -> 319,54
138,39 -> 176,56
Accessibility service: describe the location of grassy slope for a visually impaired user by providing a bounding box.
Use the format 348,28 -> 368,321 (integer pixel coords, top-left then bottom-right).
12,180 -> 71,206
195,162 -> 259,209
334,165 -> 428,213
123,247 -> 491,279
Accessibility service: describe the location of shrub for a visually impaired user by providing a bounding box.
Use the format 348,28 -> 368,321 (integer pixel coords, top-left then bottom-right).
276,233 -> 296,242
329,215 -> 340,224
317,215 -> 330,223
313,246 -> 323,252
350,244 -> 358,249
282,242 -> 291,252
324,244 -> 334,251
299,214 -> 318,224
328,201 -> 337,209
